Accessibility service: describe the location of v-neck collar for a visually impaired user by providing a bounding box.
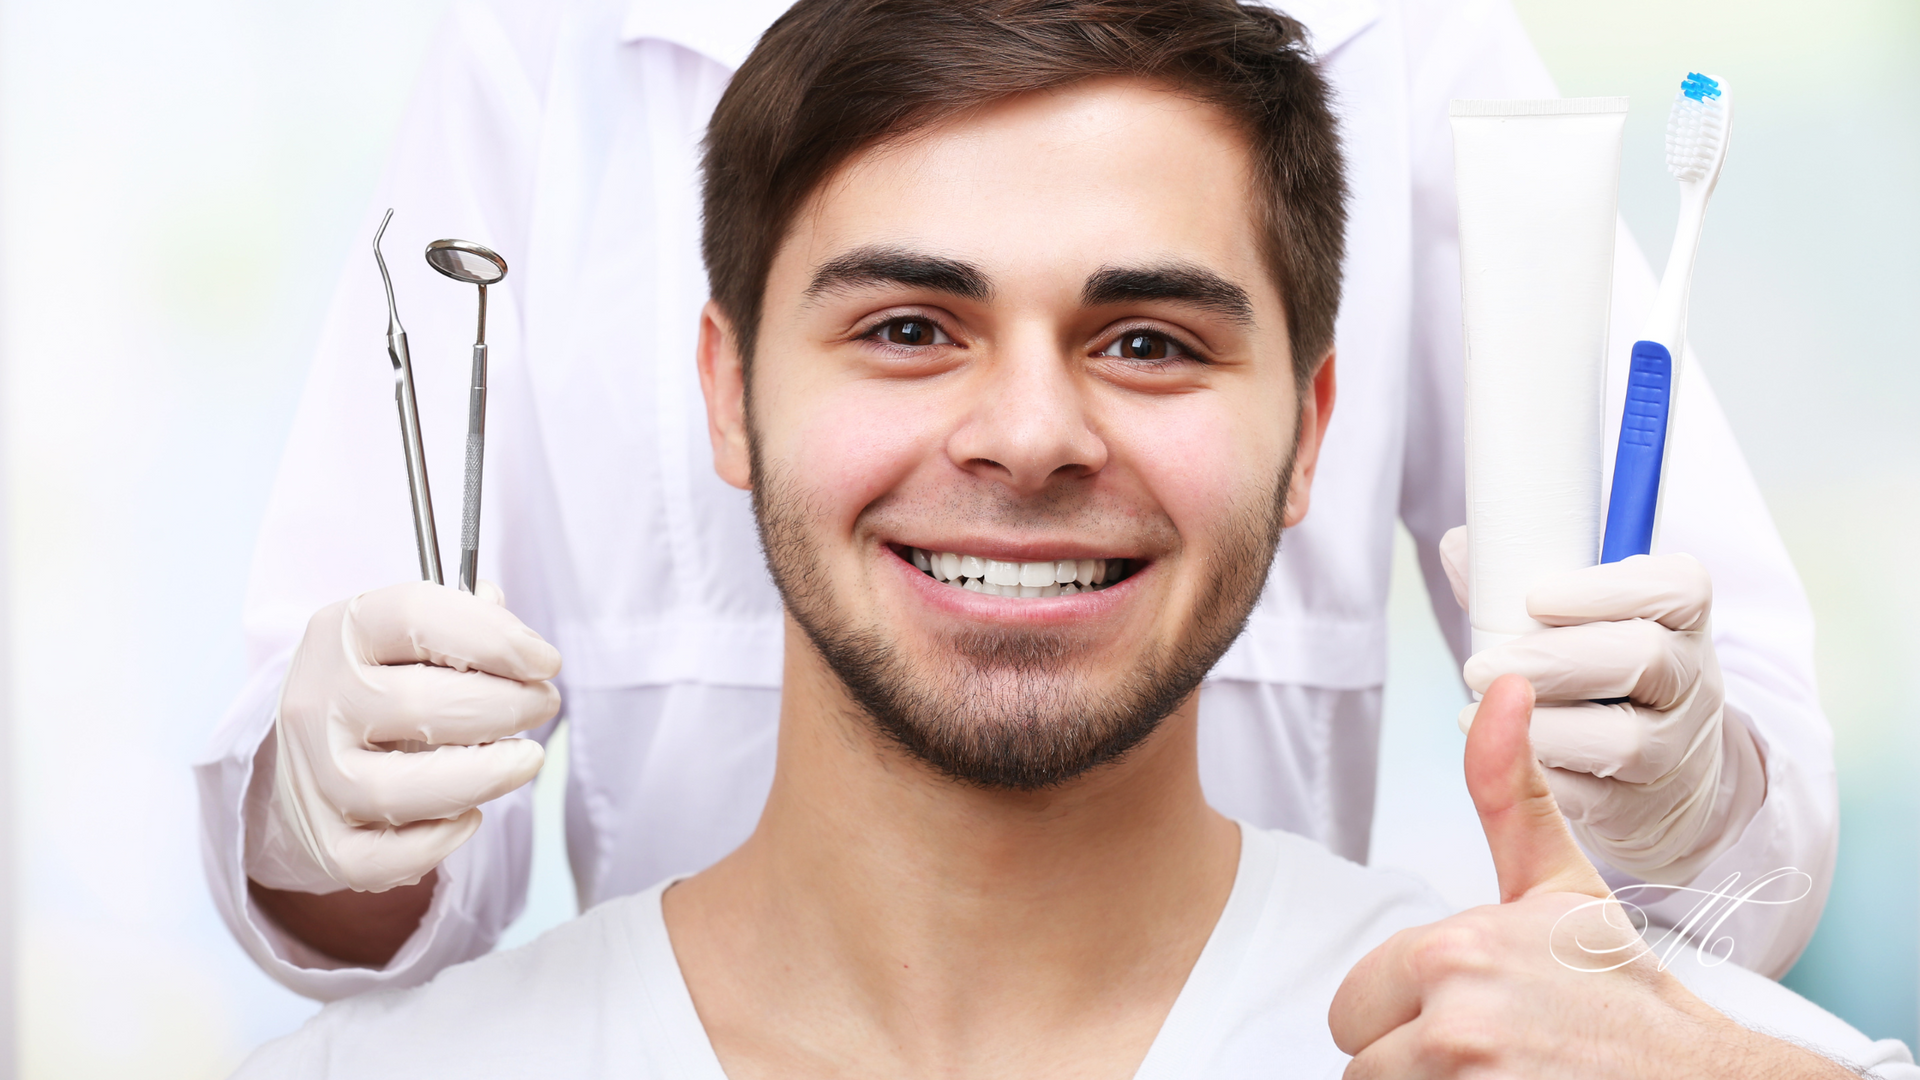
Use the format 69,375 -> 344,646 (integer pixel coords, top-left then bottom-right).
632,822 -> 1273,1079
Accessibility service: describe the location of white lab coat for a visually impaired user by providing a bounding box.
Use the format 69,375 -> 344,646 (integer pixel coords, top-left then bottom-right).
195,0 -> 1837,1000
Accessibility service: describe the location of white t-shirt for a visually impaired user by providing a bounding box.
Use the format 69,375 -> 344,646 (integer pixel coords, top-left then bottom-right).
232,824 -> 1915,1079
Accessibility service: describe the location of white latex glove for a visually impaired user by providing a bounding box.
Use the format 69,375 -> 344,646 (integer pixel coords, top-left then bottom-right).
245,580 -> 561,894
1441,526 -> 1765,883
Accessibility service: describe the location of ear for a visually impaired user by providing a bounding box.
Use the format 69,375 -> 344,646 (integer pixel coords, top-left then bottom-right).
1281,349 -> 1337,528
696,300 -> 753,490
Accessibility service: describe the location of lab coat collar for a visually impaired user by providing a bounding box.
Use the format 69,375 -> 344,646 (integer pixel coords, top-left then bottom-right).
619,0 -> 1379,71
618,0 -> 798,70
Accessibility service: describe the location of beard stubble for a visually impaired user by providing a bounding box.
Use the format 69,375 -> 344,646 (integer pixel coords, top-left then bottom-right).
750,433 -> 1295,792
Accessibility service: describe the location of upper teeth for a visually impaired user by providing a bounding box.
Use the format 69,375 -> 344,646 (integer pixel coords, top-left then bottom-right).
906,547 -> 1128,597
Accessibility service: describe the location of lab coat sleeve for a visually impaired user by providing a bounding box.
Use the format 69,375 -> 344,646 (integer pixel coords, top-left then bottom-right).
193,0 -> 558,1001
1397,0 -> 1834,974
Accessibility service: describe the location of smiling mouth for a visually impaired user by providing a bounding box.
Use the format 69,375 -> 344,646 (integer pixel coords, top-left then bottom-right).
900,546 -> 1136,598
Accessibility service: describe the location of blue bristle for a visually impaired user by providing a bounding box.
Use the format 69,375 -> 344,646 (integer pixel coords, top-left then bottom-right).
1681,72 -> 1722,101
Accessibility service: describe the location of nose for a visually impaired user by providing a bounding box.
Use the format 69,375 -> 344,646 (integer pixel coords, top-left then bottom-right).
946,338 -> 1107,496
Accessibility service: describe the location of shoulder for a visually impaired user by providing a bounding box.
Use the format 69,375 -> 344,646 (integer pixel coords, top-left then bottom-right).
1220,823 -> 1452,998
1145,825 -> 1451,1077
429,0 -> 632,112
1672,958 -> 1920,1077
1235,824 -> 1451,1002
231,888 -> 664,1080
1253,823 -> 1450,942
441,0 -> 578,97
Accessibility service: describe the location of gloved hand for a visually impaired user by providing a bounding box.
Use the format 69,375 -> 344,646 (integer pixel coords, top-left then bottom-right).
245,580 -> 561,894
1441,527 -> 1765,883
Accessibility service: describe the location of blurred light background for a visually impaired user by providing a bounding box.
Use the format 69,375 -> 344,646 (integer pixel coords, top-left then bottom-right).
0,0 -> 1912,1075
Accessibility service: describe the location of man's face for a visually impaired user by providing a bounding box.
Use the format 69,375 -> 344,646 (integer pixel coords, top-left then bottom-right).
700,77 -> 1334,789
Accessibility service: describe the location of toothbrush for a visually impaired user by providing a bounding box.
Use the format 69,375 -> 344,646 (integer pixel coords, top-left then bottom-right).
1600,72 -> 1732,563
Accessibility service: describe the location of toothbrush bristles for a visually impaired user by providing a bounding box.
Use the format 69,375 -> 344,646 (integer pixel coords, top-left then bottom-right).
1666,73 -> 1726,183
1680,72 -> 1721,102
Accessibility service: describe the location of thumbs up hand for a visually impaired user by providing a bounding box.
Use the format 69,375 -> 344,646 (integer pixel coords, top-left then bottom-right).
1326,675 -> 1850,1079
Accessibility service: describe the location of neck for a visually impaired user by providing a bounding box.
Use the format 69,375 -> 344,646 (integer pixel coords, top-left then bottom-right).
665,618 -> 1240,1079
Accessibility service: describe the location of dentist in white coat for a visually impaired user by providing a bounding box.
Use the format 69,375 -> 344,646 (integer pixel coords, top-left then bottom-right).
197,0 -> 1837,999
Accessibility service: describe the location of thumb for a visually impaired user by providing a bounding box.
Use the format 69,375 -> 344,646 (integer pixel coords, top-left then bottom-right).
1465,674 -> 1610,903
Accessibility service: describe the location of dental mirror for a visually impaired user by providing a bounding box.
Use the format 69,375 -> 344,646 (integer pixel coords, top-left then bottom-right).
425,238 -> 509,594
425,239 -> 508,286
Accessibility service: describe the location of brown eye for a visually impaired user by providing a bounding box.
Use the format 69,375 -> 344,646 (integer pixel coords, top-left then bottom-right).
874,318 -> 950,346
1101,330 -> 1187,362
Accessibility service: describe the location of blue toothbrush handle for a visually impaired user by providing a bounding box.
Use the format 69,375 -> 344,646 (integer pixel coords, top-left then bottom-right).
1601,341 -> 1673,563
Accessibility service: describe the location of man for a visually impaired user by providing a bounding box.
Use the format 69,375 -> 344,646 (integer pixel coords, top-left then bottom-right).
199,0 -> 1834,996
232,3 -> 1905,1075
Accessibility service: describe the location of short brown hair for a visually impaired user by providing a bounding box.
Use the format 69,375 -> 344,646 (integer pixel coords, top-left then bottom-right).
700,0 -> 1347,384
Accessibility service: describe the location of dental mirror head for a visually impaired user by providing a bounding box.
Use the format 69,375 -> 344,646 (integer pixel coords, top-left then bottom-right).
425,239 -> 508,286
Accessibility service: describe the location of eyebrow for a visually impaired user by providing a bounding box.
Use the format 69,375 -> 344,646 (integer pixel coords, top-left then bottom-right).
1081,263 -> 1255,326
804,246 -> 992,303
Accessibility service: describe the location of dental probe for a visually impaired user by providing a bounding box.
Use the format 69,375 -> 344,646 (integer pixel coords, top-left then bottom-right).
424,238 -> 510,594
374,209 -> 444,584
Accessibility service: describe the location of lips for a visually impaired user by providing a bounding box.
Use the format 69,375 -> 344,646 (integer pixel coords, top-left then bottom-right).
901,546 -> 1134,598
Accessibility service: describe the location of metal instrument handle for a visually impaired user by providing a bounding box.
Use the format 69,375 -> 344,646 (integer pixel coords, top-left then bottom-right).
393,329 -> 443,585
458,335 -> 488,594
376,209 -> 443,585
